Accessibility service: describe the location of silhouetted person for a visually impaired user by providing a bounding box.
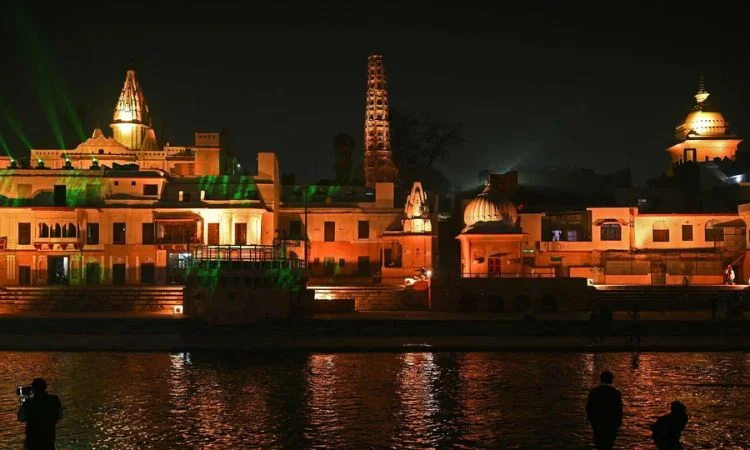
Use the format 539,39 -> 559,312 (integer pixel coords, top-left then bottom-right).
586,371 -> 623,450
17,378 -> 63,450
651,401 -> 688,450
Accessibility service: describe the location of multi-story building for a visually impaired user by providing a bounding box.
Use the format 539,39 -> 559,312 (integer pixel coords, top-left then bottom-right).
0,58 -> 436,291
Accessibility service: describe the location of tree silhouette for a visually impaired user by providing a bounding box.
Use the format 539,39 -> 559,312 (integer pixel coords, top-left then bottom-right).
391,110 -> 463,193
333,133 -> 356,185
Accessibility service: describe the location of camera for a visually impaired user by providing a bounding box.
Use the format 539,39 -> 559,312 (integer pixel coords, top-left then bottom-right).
16,386 -> 33,402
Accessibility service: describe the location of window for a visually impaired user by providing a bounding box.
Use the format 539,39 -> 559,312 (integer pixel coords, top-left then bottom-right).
358,220 -> 370,239
114,181 -> 119,186
653,220 -> 669,242
131,181 -> 136,186
682,224 -> 693,241
39,223 -> 49,238
51,224 -> 62,238
143,184 -> 158,196
566,230 -> 578,242
53,185 -> 66,207
182,192 -> 192,202
18,223 -> 31,245
142,223 -> 155,245
207,223 -> 220,245
705,227 -> 724,242
653,229 -> 669,242
324,221 -> 335,242
64,222 -> 77,238
234,223 -> 247,245
86,223 -> 99,245
339,258 -> 346,268
289,220 -> 302,239
113,223 -> 126,244
600,223 -> 621,241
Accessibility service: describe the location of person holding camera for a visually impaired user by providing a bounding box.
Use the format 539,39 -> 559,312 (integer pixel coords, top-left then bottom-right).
17,378 -> 63,450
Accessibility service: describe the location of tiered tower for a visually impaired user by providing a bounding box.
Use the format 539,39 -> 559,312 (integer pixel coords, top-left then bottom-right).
364,54 -> 398,187
111,68 -> 157,150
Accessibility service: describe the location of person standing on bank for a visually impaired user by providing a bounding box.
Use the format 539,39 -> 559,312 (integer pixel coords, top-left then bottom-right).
651,401 -> 688,450
586,370 -> 623,450
17,378 -> 63,450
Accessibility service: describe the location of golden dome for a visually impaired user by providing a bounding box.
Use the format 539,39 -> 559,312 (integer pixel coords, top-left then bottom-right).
463,186 -> 517,227
676,75 -> 729,140
680,110 -> 727,138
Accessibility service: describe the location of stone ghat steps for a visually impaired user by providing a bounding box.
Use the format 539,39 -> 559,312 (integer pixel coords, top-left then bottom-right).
0,286 -> 184,313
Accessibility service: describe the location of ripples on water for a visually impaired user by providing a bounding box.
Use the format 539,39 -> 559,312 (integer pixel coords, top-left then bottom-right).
1,352 -> 749,449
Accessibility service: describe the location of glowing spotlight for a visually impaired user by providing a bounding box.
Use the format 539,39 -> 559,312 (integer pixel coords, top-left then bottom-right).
173,305 -> 183,315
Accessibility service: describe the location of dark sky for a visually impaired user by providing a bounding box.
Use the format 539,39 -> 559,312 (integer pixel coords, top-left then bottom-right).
1,1 -> 750,187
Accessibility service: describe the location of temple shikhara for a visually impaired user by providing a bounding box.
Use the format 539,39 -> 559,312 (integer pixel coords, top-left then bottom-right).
1,59 -> 749,315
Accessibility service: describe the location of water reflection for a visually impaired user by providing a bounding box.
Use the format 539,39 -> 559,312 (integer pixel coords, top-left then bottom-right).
1,352 -> 750,448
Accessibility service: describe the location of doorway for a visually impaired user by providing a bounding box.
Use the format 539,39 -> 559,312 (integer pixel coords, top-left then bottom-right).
651,261 -> 667,285
47,256 -> 69,285
141,263 -> 156,284
167,252 -> 191,284
85,263 -> 100,285
112,264 -> 126,285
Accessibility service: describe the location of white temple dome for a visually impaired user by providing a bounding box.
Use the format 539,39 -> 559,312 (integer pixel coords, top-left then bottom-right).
463,186 -> 517,227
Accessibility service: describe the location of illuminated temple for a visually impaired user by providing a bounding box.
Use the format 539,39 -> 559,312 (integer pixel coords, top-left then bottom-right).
0,62 -> 433,298
454,76 -> 750,286
0,61 -> 749,313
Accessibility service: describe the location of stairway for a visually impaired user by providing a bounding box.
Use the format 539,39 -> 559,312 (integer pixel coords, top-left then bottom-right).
0,286 -> 184,314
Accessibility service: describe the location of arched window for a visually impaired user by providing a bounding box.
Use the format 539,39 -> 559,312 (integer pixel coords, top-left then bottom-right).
705,219 -> 724,242
51,223 -> 62,238
39,223 -> 49,238
600,223 -> 621,241
66,222 -> 77,238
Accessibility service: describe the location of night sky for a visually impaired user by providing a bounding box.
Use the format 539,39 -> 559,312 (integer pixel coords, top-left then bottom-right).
1,1 -> 749,187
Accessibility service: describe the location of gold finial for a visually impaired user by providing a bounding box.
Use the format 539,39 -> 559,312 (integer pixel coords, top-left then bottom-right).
694,72 -> 710,106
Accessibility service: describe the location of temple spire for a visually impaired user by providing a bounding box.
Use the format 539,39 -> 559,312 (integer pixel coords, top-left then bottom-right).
694,71 -> 710,107
364,54 -> 398,188
111,68 -> 155,149
113,69 -> 150,125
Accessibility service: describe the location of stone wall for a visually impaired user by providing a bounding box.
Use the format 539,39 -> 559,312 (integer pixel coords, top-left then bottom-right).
311,286 -> 427,311
430,277 -> 594,313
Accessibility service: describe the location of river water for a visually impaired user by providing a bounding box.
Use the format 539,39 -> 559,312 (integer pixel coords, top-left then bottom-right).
0,351 -> 749,449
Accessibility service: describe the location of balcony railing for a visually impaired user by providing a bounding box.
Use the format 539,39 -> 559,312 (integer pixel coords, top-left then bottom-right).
156,236 -> 201,244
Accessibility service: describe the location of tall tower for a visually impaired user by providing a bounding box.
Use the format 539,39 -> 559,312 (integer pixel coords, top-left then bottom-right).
364,54 -> 398,188
111,68 -> 155,150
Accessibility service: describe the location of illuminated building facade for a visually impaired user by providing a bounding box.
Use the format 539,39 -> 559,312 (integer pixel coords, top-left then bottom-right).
0,66 -> 435,292
458,175 -> 750,285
